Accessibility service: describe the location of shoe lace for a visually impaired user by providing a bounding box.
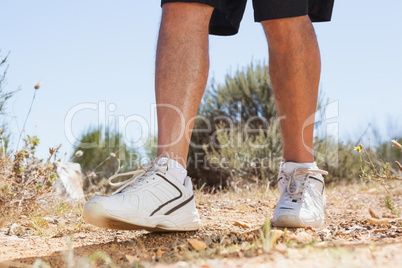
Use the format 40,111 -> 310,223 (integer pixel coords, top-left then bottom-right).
283,167 -> 328,203
107,152 -> 170,195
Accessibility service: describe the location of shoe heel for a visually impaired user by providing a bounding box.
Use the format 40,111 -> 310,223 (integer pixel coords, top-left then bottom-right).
157,211 -> 200,231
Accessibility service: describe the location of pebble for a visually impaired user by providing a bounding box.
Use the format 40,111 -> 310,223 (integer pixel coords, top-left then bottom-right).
367,217 -> 389,225
369,208 -> 381,219
125,254 -> 140,263
293,231 -> 313,243
202,236 -> 213,246
6,223 -> 26,236
156,248 -> 165,258
275,243 -> 288,254
188,239 -> 207,251
234,220 -> 251,228
269,230 -> 283,246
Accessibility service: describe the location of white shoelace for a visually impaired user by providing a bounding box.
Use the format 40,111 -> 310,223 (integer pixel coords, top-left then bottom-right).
283,167 -> 328,203
107,152 -> 170,195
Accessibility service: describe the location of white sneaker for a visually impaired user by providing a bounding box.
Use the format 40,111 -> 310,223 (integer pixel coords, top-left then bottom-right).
83,153 -> 200,232
271,162 -> 328,228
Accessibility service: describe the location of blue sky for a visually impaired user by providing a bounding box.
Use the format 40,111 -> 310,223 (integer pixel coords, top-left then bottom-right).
1,0 -> 401,159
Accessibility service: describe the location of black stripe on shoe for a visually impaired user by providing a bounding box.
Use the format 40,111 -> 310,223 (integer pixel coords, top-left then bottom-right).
149,173 -> 183,217
308,176 -> 325,194
164,195 -> 194,215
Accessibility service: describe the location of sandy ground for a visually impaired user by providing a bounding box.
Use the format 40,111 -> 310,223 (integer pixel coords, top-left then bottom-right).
1,183 -> 402,267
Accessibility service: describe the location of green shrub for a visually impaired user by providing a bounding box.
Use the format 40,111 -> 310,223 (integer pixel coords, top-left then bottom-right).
188,63 -> 279,185
314,137 -> 361,184
376,138 -> 402,169
203,119 -> 282,186
0,52 -> 17,154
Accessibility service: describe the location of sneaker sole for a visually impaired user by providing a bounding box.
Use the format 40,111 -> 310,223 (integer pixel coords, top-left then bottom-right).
272,215 -> 323,228
83,203 -> 200,232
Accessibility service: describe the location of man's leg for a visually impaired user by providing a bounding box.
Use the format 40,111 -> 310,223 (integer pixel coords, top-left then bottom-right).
83,2 -> 212,231
262,16 -> 320,163
263,16 -> 328,228
155,3 -> 214,168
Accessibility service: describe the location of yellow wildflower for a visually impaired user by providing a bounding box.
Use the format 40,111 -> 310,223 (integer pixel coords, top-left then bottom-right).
353,144 -> 363,153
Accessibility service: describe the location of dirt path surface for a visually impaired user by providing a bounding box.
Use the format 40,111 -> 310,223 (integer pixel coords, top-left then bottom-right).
1,184 -> 402,267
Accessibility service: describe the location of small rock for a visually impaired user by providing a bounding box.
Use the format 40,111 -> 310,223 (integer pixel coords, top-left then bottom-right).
125,255 -> 139,264
156,248 -> 165,258
188,239 -> 207,251
224,237 -> 232,246
54,161 -> 85,203
177,243 -> 189,251
233,249 -> 244,258
369,208 -> 381,219
6,223 -> 26,236
230,234 -> 238,244
43,217 -> 58,224
202,236 -> 213,246
269,230 -> 283,247
274,243 -> 287,254
234,220 -> 251,228
294,231 -> 313,243
367,217 -> 389,225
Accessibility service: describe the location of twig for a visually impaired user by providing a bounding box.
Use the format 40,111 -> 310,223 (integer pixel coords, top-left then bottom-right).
92,149 -> 120,173
16,89 -> 37,151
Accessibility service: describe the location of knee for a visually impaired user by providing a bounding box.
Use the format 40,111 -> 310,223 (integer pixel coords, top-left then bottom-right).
161,2 -> 213,26
262,15 -> 315,42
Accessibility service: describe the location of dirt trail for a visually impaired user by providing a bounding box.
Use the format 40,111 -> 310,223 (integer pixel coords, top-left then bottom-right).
1,184 -> 402,267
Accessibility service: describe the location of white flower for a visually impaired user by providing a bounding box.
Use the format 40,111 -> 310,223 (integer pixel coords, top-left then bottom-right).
34,82 -> 42,90
110,153 -> 116,158
75,150 -> 84,157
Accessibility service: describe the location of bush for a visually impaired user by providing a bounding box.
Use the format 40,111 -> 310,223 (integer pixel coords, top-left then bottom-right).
202,119 -> 282,186
0,136 -> 59,215
314,137 -> 362,184
187,63 -> 281,186
376,138 -> 402,169
0,52 -> 17,154
187,62 -> 363,187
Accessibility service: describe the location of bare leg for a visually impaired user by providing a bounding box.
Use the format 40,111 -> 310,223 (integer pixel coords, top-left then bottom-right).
262,16 -> 321,163
155,3 -> 213,168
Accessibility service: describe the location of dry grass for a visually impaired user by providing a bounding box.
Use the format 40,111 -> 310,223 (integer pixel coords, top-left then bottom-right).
1,180 -> 402,267
1,140 -> 401,267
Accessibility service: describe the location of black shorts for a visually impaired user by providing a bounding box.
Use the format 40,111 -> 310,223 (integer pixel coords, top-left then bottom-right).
161,0 -> 335,36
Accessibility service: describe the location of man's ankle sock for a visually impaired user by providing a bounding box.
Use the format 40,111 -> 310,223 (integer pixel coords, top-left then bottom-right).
280,161 -> 317,173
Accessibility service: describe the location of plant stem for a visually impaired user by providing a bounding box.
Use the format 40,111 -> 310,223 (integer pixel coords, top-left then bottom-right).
16,90 -> 36,151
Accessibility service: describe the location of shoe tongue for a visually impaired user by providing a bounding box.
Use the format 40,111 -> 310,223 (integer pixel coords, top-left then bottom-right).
158,157 -> 187,184
281,162 -> 317,174
140,157 -> 168,178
